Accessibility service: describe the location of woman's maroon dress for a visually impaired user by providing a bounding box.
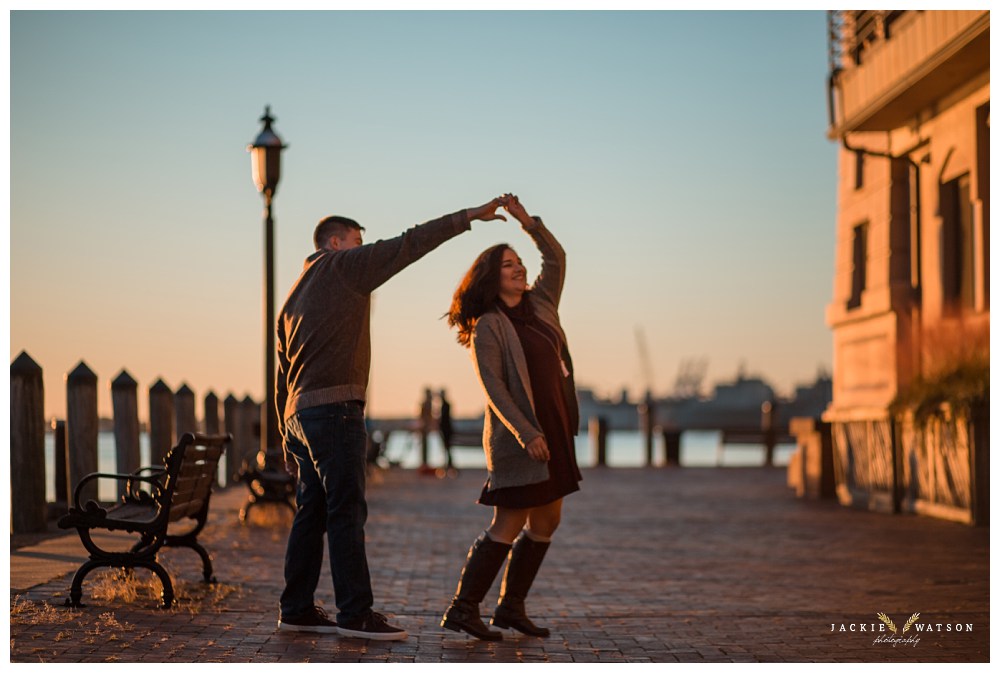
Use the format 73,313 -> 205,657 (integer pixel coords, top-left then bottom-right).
478,296 -> 582,508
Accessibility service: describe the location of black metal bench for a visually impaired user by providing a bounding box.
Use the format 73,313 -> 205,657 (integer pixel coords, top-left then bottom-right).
57,432 -> 229,609
237,449 -> 296,523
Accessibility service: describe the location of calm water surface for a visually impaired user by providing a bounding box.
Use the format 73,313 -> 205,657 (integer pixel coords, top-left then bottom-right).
45,430 -> 794,502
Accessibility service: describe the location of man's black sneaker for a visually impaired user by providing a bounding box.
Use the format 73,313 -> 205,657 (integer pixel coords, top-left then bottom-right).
337,611 -> 408,641
277,606 -> 338,633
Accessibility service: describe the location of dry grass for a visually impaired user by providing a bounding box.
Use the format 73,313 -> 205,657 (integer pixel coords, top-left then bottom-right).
12,596 -> 143,661
84,566 -> 244,614
88,569 -> 162,605
11,596 -> 79,627
11,564 -> 244,621
85,611 -> 134,643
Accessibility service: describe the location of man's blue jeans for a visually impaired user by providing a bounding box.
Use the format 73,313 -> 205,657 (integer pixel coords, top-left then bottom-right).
279,401 -> 373,623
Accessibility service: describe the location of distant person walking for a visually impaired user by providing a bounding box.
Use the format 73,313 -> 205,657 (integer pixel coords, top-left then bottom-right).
275,198 -> 508,640
442,194 -> 581,641
438,389 -> 456,476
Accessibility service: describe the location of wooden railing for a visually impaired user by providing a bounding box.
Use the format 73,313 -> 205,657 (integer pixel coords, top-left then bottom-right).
10,350 -> 261,533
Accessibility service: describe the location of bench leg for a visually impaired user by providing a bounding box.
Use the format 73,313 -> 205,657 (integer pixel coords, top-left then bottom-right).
65,559 -> 175,609
133,559 -> 175,609
65,559 -> 106,608
187,541 -> 216,583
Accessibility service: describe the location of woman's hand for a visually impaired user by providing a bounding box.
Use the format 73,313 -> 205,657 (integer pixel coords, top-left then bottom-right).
468,197 -> 508,223
526,436 -> 550,462
500,193 -> 533,228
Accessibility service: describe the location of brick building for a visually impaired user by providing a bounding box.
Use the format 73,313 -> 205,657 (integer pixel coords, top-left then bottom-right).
823,10 -> 989,523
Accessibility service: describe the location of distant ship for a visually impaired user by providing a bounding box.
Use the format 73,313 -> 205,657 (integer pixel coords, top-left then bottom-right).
576,369 -> 833,434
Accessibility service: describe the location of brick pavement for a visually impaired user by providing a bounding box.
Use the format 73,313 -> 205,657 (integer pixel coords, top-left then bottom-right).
9,467 -> 990,663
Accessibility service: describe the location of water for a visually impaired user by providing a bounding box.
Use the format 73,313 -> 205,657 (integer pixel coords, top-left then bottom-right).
43,434 -> 231,504
378,429 -> 795,471
45,430 -> 794,503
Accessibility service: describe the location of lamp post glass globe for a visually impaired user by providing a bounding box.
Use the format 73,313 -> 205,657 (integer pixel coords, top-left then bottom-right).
249,105 -> 285,197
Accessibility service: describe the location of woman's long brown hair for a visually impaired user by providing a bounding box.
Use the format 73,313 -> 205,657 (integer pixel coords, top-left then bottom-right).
446,244 -> 511,348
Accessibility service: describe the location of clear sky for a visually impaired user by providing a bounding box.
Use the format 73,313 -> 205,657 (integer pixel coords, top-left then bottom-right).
10,9 -> 836,420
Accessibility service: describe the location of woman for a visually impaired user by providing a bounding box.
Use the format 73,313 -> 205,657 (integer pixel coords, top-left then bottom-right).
441,194 -> 581,641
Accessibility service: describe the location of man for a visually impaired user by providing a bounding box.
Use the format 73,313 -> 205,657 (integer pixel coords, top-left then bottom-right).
438,389 -> 456,476
275,198 -> 507,640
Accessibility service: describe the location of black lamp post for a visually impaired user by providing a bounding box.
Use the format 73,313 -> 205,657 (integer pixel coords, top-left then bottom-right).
248,106 -> 286,461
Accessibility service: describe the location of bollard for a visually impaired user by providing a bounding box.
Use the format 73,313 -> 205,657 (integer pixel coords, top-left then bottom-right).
53,419 -> 68,508
11,352 -> 47,533
111,370 -> 141,498
761,400 -> 777,467
662,427 -> 682,467
149,379 -> 174,466
175,383 -> 197,437
639,394 -> 655,467
589,416 -> 607,467
66,361 -> 99,505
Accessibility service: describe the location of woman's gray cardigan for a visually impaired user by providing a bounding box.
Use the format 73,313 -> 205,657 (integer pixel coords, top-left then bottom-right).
470,217 -> 579,491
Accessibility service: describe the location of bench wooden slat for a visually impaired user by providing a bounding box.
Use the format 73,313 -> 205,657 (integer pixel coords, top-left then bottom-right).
106,502 -> 161,525
169,498 -> 206,521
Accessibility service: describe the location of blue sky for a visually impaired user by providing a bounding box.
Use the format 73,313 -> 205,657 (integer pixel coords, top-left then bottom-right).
10,10 -> 836,418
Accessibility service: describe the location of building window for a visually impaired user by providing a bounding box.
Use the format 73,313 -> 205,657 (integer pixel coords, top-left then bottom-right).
940,174 -> 975,311
854,150 -> 865,190
848,222 -> 868,310
890,157 -> 918,291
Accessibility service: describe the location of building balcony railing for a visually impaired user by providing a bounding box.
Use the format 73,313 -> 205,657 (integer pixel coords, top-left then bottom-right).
827,10 -> 989,137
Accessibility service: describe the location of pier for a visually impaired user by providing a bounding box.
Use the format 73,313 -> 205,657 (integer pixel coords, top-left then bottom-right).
10,467 -> 988,663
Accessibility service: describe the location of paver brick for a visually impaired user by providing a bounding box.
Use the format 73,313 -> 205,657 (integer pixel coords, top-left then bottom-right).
10,467 -> 989,662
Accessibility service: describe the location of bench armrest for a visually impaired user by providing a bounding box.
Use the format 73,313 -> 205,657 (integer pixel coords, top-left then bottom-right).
71,471 -> 166,510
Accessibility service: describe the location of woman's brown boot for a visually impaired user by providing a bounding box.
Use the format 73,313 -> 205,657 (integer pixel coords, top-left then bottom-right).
491,532 -> 551,637
441,532 -> 510,641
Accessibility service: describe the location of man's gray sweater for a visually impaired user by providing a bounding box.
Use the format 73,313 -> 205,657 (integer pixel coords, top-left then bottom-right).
275,211 -> 470,438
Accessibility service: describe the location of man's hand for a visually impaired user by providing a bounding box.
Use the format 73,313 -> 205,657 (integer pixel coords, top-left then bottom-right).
526,436 -> 550,462
283,451 -> 299,479
468,197 -> 508,223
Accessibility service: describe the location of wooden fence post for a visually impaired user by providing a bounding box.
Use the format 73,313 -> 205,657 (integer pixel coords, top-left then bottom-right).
240,395 -> 259,474
11,352 -> 47,532
149,379 -> 174,466
589,416 -> 607,467
67,361 -> 99,505
224,393 -> 241,484
203,390 -> 224,485
175,383 -> 197,437
204,391 -> 220,435
111,369 -> 141,499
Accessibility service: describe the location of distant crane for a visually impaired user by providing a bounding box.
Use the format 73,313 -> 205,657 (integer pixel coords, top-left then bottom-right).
673,357 -> 708,399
